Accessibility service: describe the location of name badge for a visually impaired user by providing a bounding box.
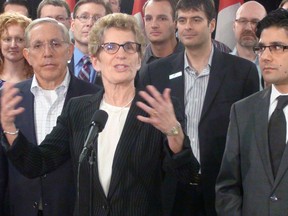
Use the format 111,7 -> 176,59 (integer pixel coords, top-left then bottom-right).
169,71 -> 182,80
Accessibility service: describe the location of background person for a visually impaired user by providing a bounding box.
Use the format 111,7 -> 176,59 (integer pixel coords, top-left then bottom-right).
231,1 -> 266,89
0,12 -> 32,88
37,0 -> 71,30
2,0 -> 30,17
68,0 -> 111,85
140,0 -> 260,215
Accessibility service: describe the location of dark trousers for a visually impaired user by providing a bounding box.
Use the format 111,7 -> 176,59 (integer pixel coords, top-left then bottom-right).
172,182 -> 206,216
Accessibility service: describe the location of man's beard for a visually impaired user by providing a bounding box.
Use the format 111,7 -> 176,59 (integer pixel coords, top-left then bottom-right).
239,30 -> 258,47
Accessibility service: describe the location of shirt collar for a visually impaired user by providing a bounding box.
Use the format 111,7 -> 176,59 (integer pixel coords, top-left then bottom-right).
74,46 -> 86,66
30,68 -> 71,95
184,45 -> 214,71
230,47 -> 238,56
270,84 -> 288,106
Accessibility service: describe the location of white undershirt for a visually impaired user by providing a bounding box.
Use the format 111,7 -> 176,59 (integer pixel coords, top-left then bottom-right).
98,100 -> 130,196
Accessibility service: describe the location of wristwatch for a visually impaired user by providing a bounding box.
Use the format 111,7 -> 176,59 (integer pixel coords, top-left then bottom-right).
164,122 -> 181,136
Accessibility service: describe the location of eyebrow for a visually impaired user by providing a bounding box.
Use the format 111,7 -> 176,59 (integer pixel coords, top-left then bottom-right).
258,41 -> 288,46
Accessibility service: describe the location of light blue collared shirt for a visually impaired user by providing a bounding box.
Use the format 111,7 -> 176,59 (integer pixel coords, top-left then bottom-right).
73,47 -> 96,83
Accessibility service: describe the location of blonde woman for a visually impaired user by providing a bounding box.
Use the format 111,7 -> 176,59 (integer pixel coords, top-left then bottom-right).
0,12 -> 32,88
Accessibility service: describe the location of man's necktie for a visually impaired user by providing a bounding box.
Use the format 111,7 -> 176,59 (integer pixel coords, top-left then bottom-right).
268,95 -> 288,177
78,55 -> 91,82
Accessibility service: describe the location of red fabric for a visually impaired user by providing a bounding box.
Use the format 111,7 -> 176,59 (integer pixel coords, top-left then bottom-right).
66,0 -> 76,12
132,0 -> 147,16
218,0 -> 244,11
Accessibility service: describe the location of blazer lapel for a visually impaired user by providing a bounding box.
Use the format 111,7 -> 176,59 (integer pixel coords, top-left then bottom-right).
107,94 -> 146,198
254,88 -> 274,185
169,53 -> 185,111
16,81 -> 37,144
78,91 -> 107,199
200,49 -> 227,122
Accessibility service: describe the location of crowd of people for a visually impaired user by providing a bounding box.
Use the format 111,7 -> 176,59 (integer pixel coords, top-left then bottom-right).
0,0 -> 288,216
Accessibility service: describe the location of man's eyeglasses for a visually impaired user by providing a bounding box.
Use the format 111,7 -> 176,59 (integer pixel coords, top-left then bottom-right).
253,44 -> 288,56
100,42 -> 141,54
28,40 -> 69,52
235,18 -> 259,27
75,14 -> 101,23
47,16 -> 70,23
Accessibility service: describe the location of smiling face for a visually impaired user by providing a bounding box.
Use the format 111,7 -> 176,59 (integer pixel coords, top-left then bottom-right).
1,24 -> 25,63
144,0 -> 176,45
23,22 -> 73,89
91,28 -> 141,88
259,27 -> 288,92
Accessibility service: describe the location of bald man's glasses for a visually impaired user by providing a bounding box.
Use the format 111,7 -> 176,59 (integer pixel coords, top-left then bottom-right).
235,18 -> 259,28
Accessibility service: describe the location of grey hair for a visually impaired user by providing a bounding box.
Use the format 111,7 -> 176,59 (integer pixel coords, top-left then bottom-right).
25,17 -> 70,47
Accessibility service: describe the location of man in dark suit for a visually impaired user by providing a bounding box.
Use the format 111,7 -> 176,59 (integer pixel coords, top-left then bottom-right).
68,0 -> 110,85
0,18 -> 99,216
139,0 -> 259,215
216,8 -> 288,216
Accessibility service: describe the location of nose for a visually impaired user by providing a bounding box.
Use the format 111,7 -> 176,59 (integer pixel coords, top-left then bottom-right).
10,39 -> 18,47
43,43 -> 53,56
260,47 -> 272,62
86,17 -> 94,26
184,21 -> 192,30
115,46 -> 126,58
244,22 -> 255,30
151,18 -> 159,28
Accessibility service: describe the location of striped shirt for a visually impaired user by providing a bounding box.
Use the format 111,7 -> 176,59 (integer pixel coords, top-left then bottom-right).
184,47 -> 214,163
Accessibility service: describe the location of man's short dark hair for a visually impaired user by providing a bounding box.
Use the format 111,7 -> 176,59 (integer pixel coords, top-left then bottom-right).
2,0 -> 30,16
256,8 -> 288,38
142,0 -> 177,21
73,0 -> 112,18
37,0 -> 71,18
175,0 -> 216,22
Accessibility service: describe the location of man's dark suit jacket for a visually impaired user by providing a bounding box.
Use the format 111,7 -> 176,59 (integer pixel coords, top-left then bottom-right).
0,75 -> 99,216
139,48 -> 260,215
2,90 -> 200,216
